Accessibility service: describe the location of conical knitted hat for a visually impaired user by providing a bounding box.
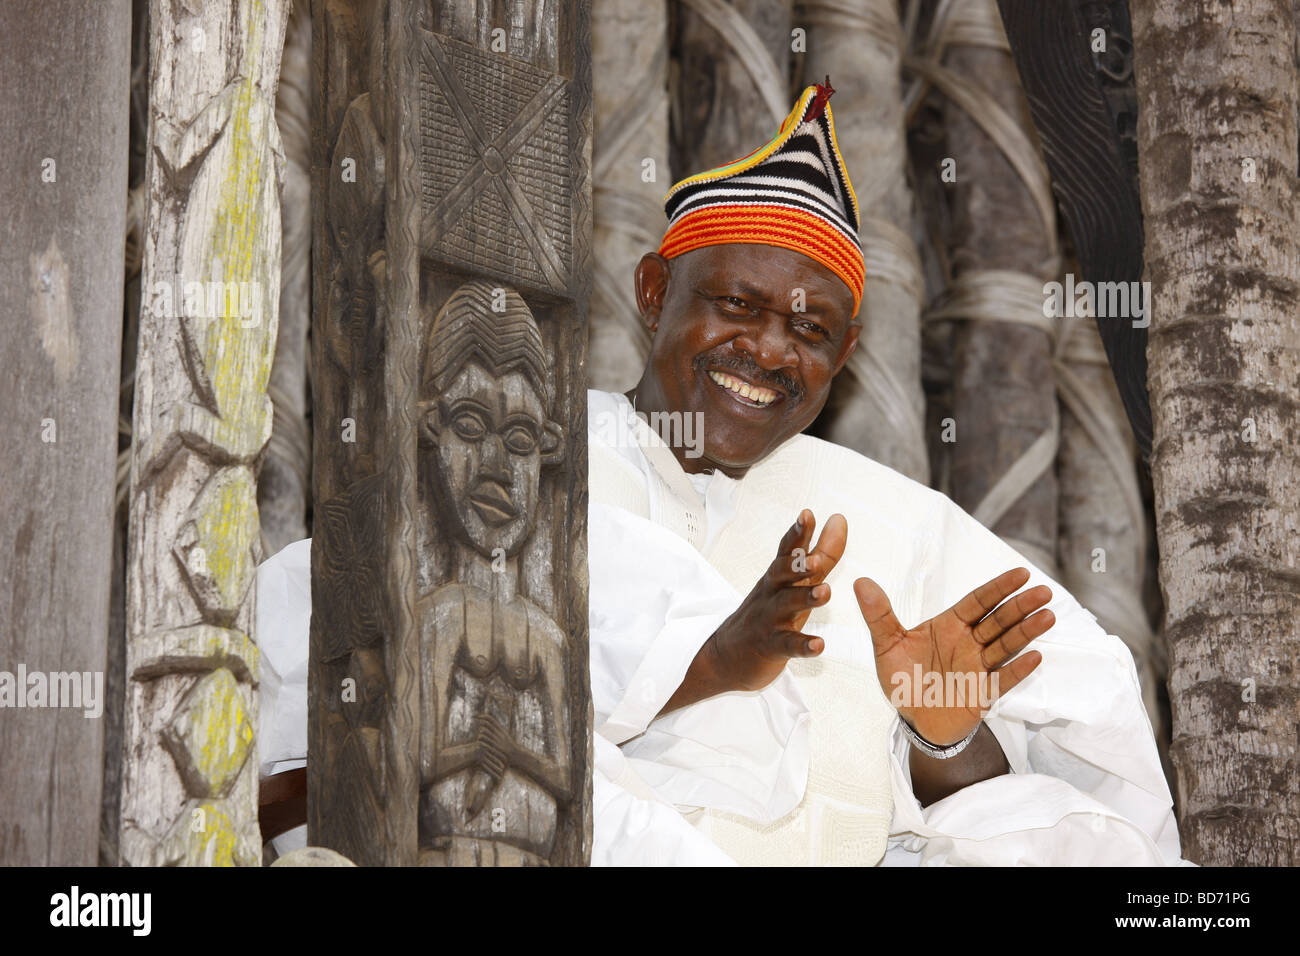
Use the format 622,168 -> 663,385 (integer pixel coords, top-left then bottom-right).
658,77 -> 864,315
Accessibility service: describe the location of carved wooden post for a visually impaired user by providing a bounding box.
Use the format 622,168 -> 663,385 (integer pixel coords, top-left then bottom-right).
310,0 -> 593,866
121,0 -> 289,866
0,0 -> 130,866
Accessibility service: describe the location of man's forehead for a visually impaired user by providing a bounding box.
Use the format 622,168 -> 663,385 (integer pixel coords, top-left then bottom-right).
680,244 -> 855,313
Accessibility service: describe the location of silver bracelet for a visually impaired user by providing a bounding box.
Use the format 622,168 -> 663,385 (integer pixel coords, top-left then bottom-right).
898,716 -> 980,760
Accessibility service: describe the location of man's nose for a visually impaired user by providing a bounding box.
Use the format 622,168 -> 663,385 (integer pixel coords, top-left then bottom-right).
734,313 -> 798,370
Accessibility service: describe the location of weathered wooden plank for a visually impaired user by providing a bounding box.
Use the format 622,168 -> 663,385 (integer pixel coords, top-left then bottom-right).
0,0 -> 130,866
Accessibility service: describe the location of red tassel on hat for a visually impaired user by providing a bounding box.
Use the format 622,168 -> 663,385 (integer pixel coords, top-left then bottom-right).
807,74 -> 836,121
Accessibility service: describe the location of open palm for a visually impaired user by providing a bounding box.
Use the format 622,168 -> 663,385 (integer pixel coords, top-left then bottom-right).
854,568 -> 1053,746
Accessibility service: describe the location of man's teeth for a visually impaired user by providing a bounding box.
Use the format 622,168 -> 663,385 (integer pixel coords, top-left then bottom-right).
708,370 -> 778,405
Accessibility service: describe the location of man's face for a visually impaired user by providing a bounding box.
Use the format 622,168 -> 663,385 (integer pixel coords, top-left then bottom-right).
633,243 -> 860,477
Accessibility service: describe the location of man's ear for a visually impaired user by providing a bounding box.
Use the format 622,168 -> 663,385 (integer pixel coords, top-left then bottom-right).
833,321 -> 862,375
634,252 -> 672,335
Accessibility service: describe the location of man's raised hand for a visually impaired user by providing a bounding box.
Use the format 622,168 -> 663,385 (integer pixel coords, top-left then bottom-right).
854,568 -> 1052,746
705,509 -> 847,693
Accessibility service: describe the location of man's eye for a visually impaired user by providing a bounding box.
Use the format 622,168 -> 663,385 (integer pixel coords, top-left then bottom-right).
719,296 -> 749,313
798,320 -> 829,338
503,424 -> 538,455
451,411 -> 487,441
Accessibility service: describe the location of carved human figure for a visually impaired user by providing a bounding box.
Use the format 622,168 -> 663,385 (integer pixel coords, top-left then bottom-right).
415,280 -> 571,865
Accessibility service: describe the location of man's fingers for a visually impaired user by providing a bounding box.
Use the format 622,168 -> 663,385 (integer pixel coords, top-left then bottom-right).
773,581 -> 831,626
854,577 -> 906,650
775,630 -> 823,660
806,513 -> 848,577
783,513 -> 847,587
988,649 -> 1042,700
770,510 -> 823,586
771,512 -> 848,589
759,632 -> 821,660
972,584 -> 1053,645
775,509 -> 814,560
951,567 -> 1031,627
980,608 -> 1055,670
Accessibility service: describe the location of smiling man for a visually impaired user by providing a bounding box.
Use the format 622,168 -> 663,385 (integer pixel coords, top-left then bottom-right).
587,79 -> 1184,865
253,79 -> 1184,867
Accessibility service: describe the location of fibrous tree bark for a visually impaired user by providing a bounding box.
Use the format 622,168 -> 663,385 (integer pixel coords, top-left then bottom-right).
672,0 -> 793,178
590,0 -> 669,391
260,0 -> 314,556
799,0 -> 929,481
309,0 -> 593,866
1057,311 -> 1165,741
0,0 -> 130,866
927,0 -> 1061,575
121,0 -> 289,866
988,0 -> 1165,742
1134,0 -> 1300,865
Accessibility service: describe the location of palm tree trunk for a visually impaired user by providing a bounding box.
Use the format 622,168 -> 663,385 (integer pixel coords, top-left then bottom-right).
260,0 -> 313,556
1134,0 -> 1300,865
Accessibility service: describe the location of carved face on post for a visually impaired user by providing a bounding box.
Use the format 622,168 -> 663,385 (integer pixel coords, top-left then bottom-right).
419,281 -> 562,559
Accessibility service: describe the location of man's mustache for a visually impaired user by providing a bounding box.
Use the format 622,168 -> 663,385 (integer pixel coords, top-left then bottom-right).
696,354 -> 802,402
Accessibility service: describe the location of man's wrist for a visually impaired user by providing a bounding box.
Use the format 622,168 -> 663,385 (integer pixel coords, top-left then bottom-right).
899,714 -> 981,760
699,633 -> 731,696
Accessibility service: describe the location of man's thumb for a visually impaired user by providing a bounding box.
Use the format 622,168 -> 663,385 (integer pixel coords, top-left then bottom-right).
854,577 -> 904,647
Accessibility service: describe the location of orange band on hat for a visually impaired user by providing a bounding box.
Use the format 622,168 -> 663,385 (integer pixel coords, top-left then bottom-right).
658,204 -> 865,316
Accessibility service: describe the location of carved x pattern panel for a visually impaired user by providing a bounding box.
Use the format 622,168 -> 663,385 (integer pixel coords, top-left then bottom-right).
419,30 -> 572,294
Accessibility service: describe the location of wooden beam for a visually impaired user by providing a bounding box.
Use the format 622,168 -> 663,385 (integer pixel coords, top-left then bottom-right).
0,0 -> 131,867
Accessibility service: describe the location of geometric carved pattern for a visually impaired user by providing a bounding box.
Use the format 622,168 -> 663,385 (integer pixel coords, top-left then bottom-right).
420,31 -> 572,293
314,474 -> 388,663
172,466 -> 262,625
161,667 -> 254,800
131,624 -> 260,683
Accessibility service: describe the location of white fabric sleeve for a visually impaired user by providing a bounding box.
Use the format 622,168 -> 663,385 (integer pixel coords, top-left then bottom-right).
254,537 -> 312,778
590,502 -> 811,823
883,495 -> 1188,866
592,735 -> 737,866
